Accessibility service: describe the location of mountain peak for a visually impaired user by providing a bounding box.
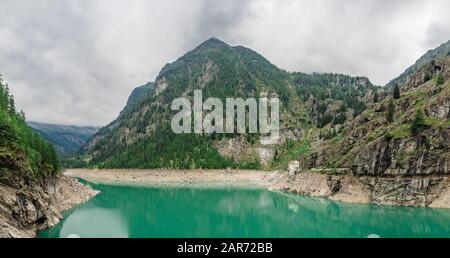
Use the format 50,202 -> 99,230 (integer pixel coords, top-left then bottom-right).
195,37 -> 230,51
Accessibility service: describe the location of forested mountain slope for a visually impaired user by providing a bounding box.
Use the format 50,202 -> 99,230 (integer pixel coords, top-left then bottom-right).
82,38 -> 379,169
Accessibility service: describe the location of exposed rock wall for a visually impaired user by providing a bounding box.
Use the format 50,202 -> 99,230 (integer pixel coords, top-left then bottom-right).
0,176 -> 98,238
352,131 -> 449,177
272,172 -> 450,208
360,177 -> 448,207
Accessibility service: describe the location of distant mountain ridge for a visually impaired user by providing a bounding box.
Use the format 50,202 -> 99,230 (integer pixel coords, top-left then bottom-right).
28,121 -> 99,157
388,40 -> 450,87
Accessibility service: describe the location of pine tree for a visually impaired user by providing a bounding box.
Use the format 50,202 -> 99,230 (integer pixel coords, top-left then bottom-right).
8,94 -> 15,115
393,84 -> 401,99
411,109 -> 426,135
49,144 -> 60,174
19,110 -> 26,120
387,99 -> 395,123
0,82 -> 8,110
0,110 -> 18,145
373,90 -> 379,103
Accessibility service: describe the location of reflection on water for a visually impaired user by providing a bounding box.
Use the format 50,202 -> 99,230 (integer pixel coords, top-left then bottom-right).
58,207 -> 128,238
38,182 -> 450,238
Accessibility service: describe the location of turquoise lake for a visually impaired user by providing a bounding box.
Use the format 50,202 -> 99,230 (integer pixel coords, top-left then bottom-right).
38,181 -> 450,238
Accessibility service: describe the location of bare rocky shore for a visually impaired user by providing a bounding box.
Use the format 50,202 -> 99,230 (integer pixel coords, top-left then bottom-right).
0,176 -> 98,238
272,172 -> 450,209
65,169 -> 283,187
269,172 -> 372,204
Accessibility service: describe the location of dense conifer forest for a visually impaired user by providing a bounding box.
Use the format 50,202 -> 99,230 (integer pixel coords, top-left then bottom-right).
0,75 -> 60,178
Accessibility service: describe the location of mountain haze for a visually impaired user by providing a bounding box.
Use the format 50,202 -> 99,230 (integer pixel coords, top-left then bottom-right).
27,122 -> 99,157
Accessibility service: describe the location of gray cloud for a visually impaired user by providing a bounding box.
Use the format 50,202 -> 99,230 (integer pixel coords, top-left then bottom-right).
0,0 -> 449,126
188,0 -> 256,44
425,23 -> 450,48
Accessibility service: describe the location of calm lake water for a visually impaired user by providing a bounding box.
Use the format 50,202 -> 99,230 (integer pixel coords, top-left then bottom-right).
38,181 -> 450,238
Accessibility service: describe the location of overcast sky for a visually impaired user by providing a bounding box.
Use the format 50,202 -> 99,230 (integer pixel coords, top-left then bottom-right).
1,0 -> 449,126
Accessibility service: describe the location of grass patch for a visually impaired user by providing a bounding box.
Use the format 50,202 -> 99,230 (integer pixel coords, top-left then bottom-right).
330,135 -> 344,144
425,117 -> 448,127
385,123 -> 412,140
271,139 -> 311,170
402,91 -> 426,100
414,98 -> 427,109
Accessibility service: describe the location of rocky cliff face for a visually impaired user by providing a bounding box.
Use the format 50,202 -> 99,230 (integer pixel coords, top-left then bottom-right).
293,57 -> 450,207
0,150 -> 97,238
0,176 -> 97,238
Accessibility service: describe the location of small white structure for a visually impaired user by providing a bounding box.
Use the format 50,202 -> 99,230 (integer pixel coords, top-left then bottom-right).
288,161 -> 301,176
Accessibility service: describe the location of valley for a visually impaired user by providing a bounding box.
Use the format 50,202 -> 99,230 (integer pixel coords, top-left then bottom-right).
27,122 -> 99,157
1,37 -> 449,238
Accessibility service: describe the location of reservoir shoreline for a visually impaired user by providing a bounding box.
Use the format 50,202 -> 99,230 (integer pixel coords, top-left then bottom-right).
39,179 -> 450,238
65,169 -> 450,209
64,169 -> 283,187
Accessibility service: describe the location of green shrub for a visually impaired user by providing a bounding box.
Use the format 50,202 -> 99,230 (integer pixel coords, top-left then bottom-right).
435,74 -> 445,86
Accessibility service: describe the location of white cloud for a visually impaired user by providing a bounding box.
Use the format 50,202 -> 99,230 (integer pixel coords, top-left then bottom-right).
0,0 -> 449,126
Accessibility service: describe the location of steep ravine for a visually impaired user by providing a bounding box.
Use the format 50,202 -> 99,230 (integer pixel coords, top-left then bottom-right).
0,176 -> 97,238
